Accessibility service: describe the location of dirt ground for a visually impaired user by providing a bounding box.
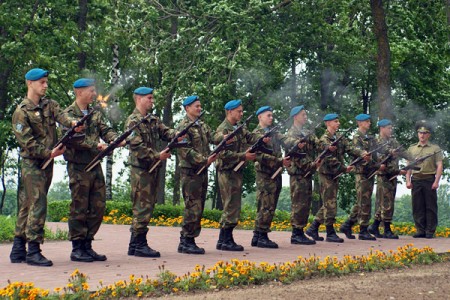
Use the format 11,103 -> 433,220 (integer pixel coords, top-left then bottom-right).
162,261 -> 450,300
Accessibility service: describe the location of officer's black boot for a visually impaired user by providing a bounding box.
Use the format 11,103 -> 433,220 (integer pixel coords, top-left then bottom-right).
368,219 -> 383,238
251,231 -> 260,247
220,228 -> 244,251
128,234 -> 136,255
358,226 -> 376,241
216,228 -> 225,250
291,228 -> 316,245
10,237 -> 27,263
70,240 -> 94,262
85,239 -> 107,261
339,219 -> 356,239
382,222 -> 399,239
26,241 -> 53,267
325,225 -> 344,243
134,233 -> 161,257
257,232 -> 278,248
180,237 -> 205,254
305,220 -> 324,241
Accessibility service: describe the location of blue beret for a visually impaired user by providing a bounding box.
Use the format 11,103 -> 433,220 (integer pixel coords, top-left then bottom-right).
377,119 -> 392,127
289,105 -> 305,118
355,114 -> 371,121
25,68 -> 49,81
134,87 -> 154,95
323,113 -> 339,121
224,99 -> 242,110
256,106 -> 272,116
183,95 -> 199,107
73,78 -> 95,88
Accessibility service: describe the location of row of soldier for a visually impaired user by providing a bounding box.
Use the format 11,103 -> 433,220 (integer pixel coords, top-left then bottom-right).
9,68 -> 443,267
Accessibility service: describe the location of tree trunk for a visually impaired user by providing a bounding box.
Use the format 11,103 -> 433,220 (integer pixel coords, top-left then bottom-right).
172,154 -> 180,205
370,0 -> 392,119
446,0 -> 450,43
0,67 -> 11,121
213,170 -> 223,210
77,0 -> 88,70
0,148 -> 6,213
311,174 -> 322,216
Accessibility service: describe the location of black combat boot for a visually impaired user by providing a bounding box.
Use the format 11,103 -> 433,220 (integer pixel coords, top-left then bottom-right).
220,228 -> 244,251
128,234 -> 136,255
251,231 -> 260,247
85,239 -> 107,261
70,240 -> 94,262
291,228 -> 316,245
358,226 -> 376,241
180,237 -> 205,254
305,220 -> 324,241
368,219 -> 383,238
325,225 -> 344,243
134,233 -> 161,257
339,219 -> 356,239
26,242 -> 53,267
177,236 -> 186,253
382,222 -> 399,239
257,232 -> 278,248
216,228 -> 225,250
10,237 -> 27,263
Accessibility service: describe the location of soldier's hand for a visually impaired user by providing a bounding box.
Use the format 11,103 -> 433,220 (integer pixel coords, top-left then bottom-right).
297,142 -> 306,149
263,137 -> 271,144
224,134 -> 235,145
362,151 -> 371,162
314,158 -> 323,168
51,144 -> 66,158
345,165 -> 355,173
431,181 -> 439,190
328,145 -> 337,152
207,153 -> 217,165
97,143 -> 108,151
245,149 -> 256,161
379,164 -> 386,171
406,182 -> 413,189
177,134 -> 187,142
399,169 -> 407,175
159,148 -> 171,161
283,157 -> 291,167
72,121 -> 85,133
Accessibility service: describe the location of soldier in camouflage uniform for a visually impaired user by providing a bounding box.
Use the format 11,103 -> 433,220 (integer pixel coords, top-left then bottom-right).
251,106 -> 292,249
10,68 -> 76,266
126,87 -> 177,258
176,95 -> 216,254
215,99 -> 259,251
306,113 -> 366,243
63,78 -> 124,262
340,114 -> 378,241
284,106 -> 318,245
368,119 -> 409,239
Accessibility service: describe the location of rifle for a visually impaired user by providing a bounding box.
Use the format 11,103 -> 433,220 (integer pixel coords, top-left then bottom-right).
148,111 -> 205,173
367,145 -> 403,179
332,141 -> 389,180
389,150 -> 442,181
233,117 -> 291,172
41,107 -> 97,169
196,115 -> 253,175
84,113 -> 152,172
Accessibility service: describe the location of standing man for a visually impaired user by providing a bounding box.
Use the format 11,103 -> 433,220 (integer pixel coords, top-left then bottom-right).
306,113 -> 366,243
406,121 -> 443,239
251,106 -> 291,249
10,68 -> 75,266
285,105 -> 317,245
63,78 -> 123,262
340,114 -> 378,241
215,99 -> 258,251
126,87 -> 176,257
177,95 -> 216,254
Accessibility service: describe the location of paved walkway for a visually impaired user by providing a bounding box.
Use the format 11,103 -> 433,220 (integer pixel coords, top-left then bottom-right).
1,223 -> 449,291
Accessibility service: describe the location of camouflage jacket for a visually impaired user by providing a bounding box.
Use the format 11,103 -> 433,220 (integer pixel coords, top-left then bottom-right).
284,125 -> 320,176
352,130 -> 379,174
318,129 -> 363,176
377,136 -> 411,176
214,118 -> 258,171
126,108 -> 175,169
12,97 -> 73,161
63,102 -> 118,164
177,115 -> 213,169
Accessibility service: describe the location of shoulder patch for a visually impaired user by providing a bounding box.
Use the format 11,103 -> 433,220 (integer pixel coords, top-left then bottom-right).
15,123 -> 24,132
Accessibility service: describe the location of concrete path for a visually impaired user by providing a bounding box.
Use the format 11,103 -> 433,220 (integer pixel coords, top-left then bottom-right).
1,223 -> 449,291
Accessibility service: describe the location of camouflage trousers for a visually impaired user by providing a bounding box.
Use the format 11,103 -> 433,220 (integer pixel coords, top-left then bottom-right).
15,158 -> 53,243
255,172 -> 281,233
67,162 -> 106,241
180,168 -> 208,238
290,174 -> 313,230
218,169 -> 243,229
348,174 -> 374,226
374,175 -> 397,222
314,173 -> 338,226
130,166 -> 159,235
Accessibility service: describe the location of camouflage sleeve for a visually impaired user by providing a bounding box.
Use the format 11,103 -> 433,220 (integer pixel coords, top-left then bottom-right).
244,127 -> 260,145
215,128 -> 246,164
344,137 -> 364,158
51,100 -> 73,128
126,118 -> 159,162
277,132 -> 296,149
157,119 -> 175,142
12,109 -> 51,159
98,113 -> 119,143
177,124 -> 208,166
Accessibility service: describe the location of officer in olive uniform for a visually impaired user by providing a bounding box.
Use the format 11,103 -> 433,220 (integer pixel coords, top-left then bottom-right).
177,95 -> 216,254
126,87 -> 177,257
406,121 -> 443,238
11,68 -> 76,266
63,78 -> 123,262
